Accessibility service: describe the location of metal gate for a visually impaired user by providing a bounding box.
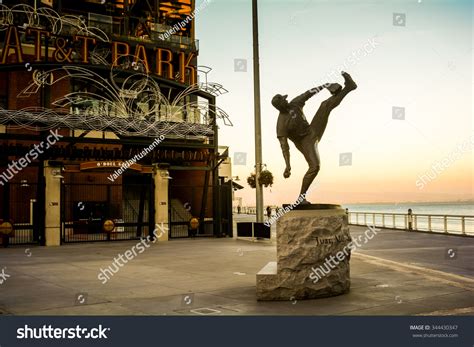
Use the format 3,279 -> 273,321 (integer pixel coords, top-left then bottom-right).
169,182 -> 233,238
0,181 -> 41,245
61,177 -> 154,243
169,184 -> 216,238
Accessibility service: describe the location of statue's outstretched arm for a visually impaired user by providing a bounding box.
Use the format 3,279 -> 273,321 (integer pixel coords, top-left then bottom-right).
278,136 -> 291,178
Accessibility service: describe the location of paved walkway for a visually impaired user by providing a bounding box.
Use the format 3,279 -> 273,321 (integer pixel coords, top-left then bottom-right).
0,220 -> 472,315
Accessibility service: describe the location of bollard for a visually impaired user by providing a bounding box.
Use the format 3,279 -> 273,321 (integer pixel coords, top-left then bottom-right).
0,220 -> 14,248
407,209 -> 413,230
1,234 -> 10,248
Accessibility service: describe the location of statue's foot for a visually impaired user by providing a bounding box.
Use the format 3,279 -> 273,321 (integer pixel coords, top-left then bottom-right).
299,199 -> 311,205
327,83 -> 342,96
341,71 -> 357,91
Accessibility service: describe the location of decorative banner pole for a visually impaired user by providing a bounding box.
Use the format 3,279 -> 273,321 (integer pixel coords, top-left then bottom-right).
34,0 -> 38,22
252,0 -> 264,223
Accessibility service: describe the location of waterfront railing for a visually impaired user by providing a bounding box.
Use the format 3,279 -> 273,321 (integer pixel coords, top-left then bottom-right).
234,207 -> 473,236
348,211 -> 473,235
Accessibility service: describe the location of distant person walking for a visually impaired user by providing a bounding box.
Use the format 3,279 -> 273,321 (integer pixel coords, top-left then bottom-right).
237,205 -> 241,214
266,206 -> 272,219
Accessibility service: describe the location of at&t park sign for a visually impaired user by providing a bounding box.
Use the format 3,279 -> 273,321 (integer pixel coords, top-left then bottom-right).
0,25 -> 197,85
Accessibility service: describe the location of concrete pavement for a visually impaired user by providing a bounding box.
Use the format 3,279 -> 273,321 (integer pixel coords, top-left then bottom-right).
0,216 -> 472,315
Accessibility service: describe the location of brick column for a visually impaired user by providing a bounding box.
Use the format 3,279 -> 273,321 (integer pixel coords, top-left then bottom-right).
153,167 -> 170,241
44,161 -> 62,246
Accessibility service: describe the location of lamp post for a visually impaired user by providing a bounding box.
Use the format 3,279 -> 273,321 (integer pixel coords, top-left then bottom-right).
252,0 -> 264,223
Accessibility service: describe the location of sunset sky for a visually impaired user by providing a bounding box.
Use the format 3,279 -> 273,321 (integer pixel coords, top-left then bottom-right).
196,0 -> 473,205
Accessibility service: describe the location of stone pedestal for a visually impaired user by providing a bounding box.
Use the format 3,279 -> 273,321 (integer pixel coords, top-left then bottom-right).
256,205 -> 351,300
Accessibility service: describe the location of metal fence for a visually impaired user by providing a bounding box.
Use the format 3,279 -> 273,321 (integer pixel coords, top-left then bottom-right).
61,182 -> 153,243
348,212 -> 474,236
234,207 -> 473,236
0,182 -> 40,245
234,206 -> 257,214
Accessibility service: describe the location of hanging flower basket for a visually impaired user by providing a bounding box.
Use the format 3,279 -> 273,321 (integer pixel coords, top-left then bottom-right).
247,173 -> 257,189
247,170 -> 274,189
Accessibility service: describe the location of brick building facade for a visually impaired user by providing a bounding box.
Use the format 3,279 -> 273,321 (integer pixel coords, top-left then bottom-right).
0,0 -> 232,246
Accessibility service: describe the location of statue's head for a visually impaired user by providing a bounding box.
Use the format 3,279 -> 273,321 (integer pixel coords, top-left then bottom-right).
271,94 -> 289,111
